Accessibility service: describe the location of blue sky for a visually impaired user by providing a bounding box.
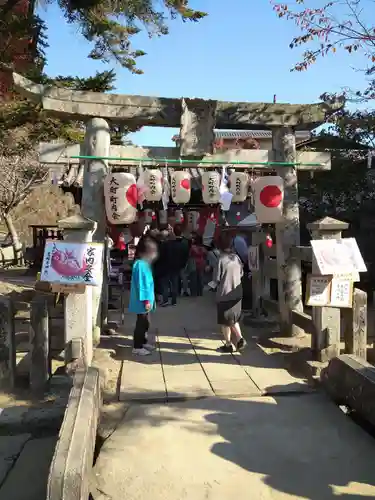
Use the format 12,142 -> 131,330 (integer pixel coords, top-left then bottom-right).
40,0 -> 368,146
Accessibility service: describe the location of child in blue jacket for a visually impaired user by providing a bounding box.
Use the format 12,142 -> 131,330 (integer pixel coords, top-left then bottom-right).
129,237 -> 158,356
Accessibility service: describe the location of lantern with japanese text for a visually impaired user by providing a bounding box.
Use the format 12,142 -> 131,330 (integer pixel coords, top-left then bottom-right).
229,172 -> 249,203
171,171 -> 191,204
252,176 -> 284,223
202,171 -> 221,204
144,169 -> 163,202
104,172 -> 137,225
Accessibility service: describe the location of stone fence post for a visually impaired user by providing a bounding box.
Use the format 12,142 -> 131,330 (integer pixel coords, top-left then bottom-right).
342,288 -> 367,360
58,214 -> 97,367
30,294 -> 50,392
307,216 -> 349,362
0,298 -> 16,388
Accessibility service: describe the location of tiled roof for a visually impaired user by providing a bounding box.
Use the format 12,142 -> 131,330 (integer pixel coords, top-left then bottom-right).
215,130 -> 310,139
172,130 -> 311,142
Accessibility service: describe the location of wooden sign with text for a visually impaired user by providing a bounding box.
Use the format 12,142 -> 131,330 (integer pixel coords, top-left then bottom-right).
306,274 -> 353,308
248,245 -> 260,272
51,283 -> 86,295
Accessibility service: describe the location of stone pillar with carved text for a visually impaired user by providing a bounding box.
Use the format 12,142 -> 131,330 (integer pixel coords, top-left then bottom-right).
58,214 -> 96,366
81,118 -> 110,345
272,127 -> 304,336
308,217 -> 349,361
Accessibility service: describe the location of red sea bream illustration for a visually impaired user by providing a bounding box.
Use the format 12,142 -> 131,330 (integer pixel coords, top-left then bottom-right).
51,247 -> 87,277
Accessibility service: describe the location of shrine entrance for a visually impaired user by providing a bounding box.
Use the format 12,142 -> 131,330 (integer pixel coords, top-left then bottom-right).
12,70 -> 339,357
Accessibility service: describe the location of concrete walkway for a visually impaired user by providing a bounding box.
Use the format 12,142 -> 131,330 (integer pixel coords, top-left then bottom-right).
93,295 -> 375,499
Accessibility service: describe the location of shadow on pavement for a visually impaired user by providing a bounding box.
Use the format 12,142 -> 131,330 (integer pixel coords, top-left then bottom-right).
96,391 -> 375,500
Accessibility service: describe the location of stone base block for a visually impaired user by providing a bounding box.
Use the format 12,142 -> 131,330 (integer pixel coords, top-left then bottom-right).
321,354 -> 375,426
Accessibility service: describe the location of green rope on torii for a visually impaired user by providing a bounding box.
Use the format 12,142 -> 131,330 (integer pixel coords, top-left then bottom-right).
69,155 -> 324,167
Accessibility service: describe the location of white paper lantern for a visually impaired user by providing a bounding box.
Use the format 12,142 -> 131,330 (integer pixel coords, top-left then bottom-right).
104,172 -> 137,225
144,169 -> 163,202
202,171 -> 221,204
252,175 -> 284,223
230,172 -> 249,203
171,171 -> 191,204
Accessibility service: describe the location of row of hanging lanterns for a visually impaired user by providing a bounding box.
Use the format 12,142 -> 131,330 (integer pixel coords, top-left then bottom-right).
104,169 -> 284,225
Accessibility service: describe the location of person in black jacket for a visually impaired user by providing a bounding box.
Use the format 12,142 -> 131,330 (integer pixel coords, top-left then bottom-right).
160,224 -> 189,307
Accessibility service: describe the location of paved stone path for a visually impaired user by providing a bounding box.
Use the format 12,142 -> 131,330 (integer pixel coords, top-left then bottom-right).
116,294 -> 309,402
94,295 -> 375,499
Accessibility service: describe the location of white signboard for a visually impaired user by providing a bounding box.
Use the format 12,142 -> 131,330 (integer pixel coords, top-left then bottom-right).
330,278 -> 353,308
41,241 -> 104,286
306,276 -> 331,307
311,238 -> 367,276
248,245 -> 260,271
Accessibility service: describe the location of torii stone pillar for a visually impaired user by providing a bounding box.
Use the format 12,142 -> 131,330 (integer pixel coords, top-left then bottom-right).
81,118 -> 110,345
272,127 -> 304,336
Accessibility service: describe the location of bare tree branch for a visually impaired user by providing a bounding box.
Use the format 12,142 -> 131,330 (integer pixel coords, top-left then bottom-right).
0,151 -> 47,217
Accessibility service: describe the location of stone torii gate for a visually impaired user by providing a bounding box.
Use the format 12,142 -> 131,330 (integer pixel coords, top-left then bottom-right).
12,72 -> 339,341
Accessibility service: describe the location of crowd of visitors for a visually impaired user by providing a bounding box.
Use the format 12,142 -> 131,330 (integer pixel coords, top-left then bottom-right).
128,222 -> 248,356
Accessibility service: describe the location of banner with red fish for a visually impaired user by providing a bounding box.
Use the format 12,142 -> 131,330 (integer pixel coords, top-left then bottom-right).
40,241 -> 104,286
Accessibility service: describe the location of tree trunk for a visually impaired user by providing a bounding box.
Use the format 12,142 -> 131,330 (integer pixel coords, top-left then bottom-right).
3,212 -> 22,254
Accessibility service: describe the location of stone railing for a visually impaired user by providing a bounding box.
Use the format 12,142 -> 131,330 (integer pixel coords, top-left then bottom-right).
47,367 -> 101,500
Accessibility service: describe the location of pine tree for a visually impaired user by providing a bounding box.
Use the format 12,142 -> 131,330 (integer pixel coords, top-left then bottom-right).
0,1 -> 207,253
1,0 -> 207,73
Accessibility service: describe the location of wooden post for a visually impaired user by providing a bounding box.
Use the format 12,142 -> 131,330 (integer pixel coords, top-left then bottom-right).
342,288 -> 367,360
307,217 -> 349,361
272,127 -> 303,336
101,236 -> 110,328
0,298 -> 16,388
30,294 -> 50,392
81,117 -> 110,346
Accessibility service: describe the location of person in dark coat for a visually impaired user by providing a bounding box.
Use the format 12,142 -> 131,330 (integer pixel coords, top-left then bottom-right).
160,224 -> 189,306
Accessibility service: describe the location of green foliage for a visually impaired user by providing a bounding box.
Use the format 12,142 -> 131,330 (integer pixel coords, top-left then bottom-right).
0,68 -> 128,155
298,106 -> 374,220
299,145 -> 369,219
0,0 -> 204,153
1,0 -> 207,72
